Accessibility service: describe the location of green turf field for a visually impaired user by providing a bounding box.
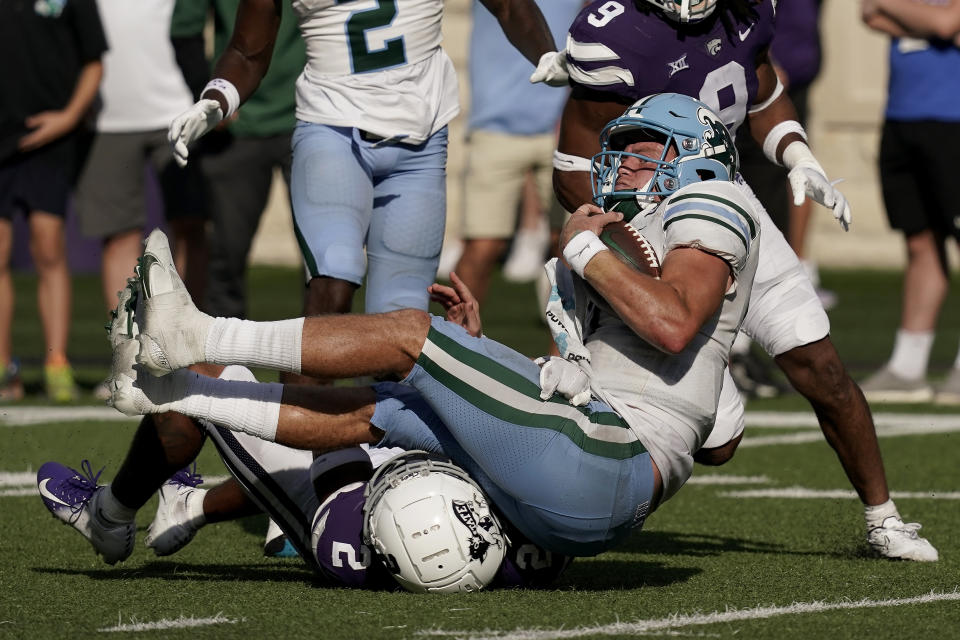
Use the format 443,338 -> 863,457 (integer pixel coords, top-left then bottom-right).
2,268 -> 958,638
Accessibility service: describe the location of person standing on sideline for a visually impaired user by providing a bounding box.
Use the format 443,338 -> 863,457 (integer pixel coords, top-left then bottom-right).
0,0 -> 106,402
860,0 -> 960,404
74,0 -> 207,401
450,0 -> 581,305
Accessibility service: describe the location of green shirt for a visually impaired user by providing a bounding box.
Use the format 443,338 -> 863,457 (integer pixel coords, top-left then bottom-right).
171,0 -> 305,138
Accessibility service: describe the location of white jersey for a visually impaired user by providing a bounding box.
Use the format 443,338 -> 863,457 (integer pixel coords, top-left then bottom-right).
93,0 -> 193,132
293,0 -> 458,143
545,180 -> 760,503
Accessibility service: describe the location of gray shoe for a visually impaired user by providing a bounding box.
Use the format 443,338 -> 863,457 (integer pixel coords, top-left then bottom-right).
860,367 -> 933,404
934,368 -> 960,406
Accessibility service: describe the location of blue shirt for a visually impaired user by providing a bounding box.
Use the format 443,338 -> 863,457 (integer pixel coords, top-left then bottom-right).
467,0 -> 581,135
886,38 -> 960,122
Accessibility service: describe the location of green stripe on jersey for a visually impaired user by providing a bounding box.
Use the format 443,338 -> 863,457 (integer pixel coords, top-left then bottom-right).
669,192 -> 756,238
664,213 -> 749,253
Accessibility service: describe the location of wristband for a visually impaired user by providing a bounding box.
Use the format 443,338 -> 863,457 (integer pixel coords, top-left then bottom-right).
553,149 -> 593,172
202,78 -> 241,119
761,120 -> 807,166
747,76 -> 784,115
563,230 -> 608,278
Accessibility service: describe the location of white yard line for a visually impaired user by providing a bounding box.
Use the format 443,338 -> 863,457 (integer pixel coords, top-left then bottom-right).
0,406 -> 136,426
686,474 -> 770,485
99,613 -> 238,633
2,474 -> 229,498
723,488 -> 960,500
418,591 -> 960,640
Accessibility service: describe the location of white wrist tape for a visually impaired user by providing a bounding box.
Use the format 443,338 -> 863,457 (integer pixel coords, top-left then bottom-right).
563,230 -> 608,278
553,150 -> 593,172
762,120 -> 807,165
202,78 -> 241,119
748,76 -> 785,114
781,140 -> 826,175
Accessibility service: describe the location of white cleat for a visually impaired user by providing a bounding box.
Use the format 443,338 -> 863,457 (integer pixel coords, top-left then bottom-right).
135,229 -> 213,377
867,516 -> 939,562
145,466 -> 207,556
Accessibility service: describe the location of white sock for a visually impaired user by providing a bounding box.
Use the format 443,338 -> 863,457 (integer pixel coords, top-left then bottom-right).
887,329 -> 934,380
169,372 -> 283,442
98,485 -> 138,523
205,317 -> 304,374
864,499 -> 901,529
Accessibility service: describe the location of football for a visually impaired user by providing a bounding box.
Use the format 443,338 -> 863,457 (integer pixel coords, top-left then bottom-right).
598,221 -> 661,278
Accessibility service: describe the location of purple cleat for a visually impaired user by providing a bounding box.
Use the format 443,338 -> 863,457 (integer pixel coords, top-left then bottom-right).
36,460 -> 135,565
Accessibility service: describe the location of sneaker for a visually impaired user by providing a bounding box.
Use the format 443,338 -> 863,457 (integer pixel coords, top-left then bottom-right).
36,460 -> 135,565
729,351 -> 787,399
867,516 -> 939,562
934,368 -> 960,406
145,464 -> 207,556
44,363 -> 78,403
503,222 -> 550,284
860,367 -> 934,404
135,229 -> 213,377
264,518 -> 299,558
0,358 -> 24,402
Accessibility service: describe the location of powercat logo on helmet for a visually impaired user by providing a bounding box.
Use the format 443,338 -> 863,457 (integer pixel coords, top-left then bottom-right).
452,499 -> 497,561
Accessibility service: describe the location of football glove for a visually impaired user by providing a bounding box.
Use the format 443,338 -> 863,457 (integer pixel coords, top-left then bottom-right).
529,51 -> 569,87
536,356 -> 591,406
783,141 -> 852,231
168,99 -> 223,168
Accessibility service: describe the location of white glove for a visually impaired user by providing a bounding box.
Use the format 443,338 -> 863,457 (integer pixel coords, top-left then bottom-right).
529,51 -> 569,87
783,141 -> 852,231
168,99 -> 223,168
536,356 -> 591,406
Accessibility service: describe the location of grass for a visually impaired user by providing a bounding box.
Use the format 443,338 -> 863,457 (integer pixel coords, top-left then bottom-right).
1,266 -> 959,638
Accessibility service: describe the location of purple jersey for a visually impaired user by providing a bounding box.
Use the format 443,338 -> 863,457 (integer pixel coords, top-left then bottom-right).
566,0 -> 777,137
311,484 -> 393,589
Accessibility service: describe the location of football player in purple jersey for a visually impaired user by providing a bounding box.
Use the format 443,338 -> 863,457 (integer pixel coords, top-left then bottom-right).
545,0 -> 936,561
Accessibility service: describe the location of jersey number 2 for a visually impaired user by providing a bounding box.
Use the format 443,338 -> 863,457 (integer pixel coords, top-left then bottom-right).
346,0 -> 406,73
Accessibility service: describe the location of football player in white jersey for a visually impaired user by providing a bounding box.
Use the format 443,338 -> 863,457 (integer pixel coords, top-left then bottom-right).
114,94 -> 762,558
542,0 -> 937,562
168,0 -> 561,322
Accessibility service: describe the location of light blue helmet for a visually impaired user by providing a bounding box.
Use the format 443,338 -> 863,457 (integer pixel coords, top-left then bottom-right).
591,92 -> 738,214
642,0 -> 719,23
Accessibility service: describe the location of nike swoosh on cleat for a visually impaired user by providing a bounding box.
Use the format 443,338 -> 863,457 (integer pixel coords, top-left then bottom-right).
38,478 -> 72,507
738,25 -> 753,41
139,254 -> 161,298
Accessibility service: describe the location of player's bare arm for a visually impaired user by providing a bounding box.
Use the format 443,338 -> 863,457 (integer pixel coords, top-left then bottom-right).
479,0 -> 558,65
869,0 -> 960,41
19,60 -> 102,152
554,92 -> 630,212
205,0 -> 283,112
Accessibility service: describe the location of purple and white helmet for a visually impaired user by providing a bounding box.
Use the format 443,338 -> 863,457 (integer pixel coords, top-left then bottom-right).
643,0 -> 719,23
362,451 -> 507,593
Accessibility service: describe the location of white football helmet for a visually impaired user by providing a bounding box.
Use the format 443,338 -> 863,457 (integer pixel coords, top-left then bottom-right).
642,0 -> 718,23
362,451 -> 507,593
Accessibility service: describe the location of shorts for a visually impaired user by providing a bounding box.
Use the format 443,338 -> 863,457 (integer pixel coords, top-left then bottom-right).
372,316 -> 656,557
461,129 -> 559,238
879,119 -> 960,240
74,130 -> 205,238
290,122 -> 448,313
735,175 -> 830,357
0,134 -> 79,219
